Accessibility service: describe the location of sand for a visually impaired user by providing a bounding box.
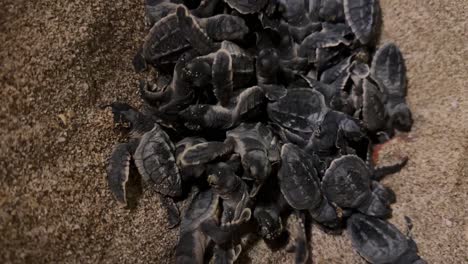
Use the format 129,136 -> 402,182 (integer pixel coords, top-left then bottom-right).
0,0 -> 467,263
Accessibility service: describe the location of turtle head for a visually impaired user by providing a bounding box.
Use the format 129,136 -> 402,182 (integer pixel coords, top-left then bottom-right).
255,209 -> 283,240
390,103 -> 413,132
257,49 -> 280,76
179,105 -> 210,123
340,118 -> 365,141
105,102 -> 140,126
207,162 -> 240,196
182,60 -> 211,87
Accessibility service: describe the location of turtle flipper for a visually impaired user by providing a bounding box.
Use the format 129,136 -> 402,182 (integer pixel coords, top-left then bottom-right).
363,78 -> 387,132
285,212 -> 309,264
106,143 -> 133,204
357,191 -> 392,218
161,195 -> 180,228
176,5 -> 215,55
344,0 -> 378,44
234,86 -> 266,119
372,156 -> 408,181
191,0 -> 220,18
212,245 -> 242,264
371,43 -> 407,99
212,49 -> 233,106
180,142 -> 234,166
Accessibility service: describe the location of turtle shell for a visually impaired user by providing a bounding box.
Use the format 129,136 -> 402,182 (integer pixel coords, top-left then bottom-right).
344,0 -> 378,44
278,143 -> 323,210
225,0 -> 268,14
371,43 -> 407,99
267,88 -> 327,133
142,12 -> 191,65
322,155 -> 371,208
134,124 -> 182,197
348,214 -> 410,264
180,189 -> 219,233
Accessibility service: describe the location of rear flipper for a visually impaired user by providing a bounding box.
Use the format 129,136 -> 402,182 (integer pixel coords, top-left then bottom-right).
309,198 -> 341,230
180,141 -> 234,166
286,212 -> 309,264
161,196 -> 180,228
212,49 -> 233,106
373,156 -> 408,181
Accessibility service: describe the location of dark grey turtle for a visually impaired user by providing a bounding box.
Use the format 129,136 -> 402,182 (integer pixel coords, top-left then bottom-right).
140,5 -> 216,69
175,137 -> 207,181
344,0 -> 379,44
179,85 -> 270,130
181,122 -> 280,197
348,214 -> 426,264
267,88 -> 329,135
140,52 -> 197,115
207,162 -> 251,224
285,212 -> 309,264
371,43 -> 413,132
224,0 -> 269,14
322,155 -> 395,218
145,0 -> 220,26
305,110 -> 364,156
105,103 -> 182,227
176,189 -> 219,264
278,143 -> 339,228
185,41 -> 255,95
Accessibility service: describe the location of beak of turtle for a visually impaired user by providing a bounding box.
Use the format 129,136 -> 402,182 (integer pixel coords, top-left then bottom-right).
207,174 -> 219,186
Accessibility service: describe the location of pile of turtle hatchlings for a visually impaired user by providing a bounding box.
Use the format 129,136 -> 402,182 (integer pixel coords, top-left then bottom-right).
104,0 -> 426,263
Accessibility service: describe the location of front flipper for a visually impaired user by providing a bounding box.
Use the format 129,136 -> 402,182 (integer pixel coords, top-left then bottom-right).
372,156 -> 408,181
212,49 -> 233,106
161,196 -> 180,228
191,0 -> 219,18
107,143 -> 133,204
357,192 -> 392,218
212,245 -> 242,264
176,5 -> 215,55
286,212 -> 309,264
180,142 -> 234,166
200,208 -> 251,245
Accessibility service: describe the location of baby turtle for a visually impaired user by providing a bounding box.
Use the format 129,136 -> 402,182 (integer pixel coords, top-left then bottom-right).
348,214 -> 426,264
140,51 -> 197,115
305,110 -> 364,157
322,155 -> 402,218
181,122 -> 280,197
106,103 -> 182,227
179,86 -> 269,130
175,189 -> 219,264
371,43 -> 413,133
344,0 -> 379,44
224,0 -> 269,14
268,88 -> 329,135
206,162 -> 251,224
278,143 -> 339,229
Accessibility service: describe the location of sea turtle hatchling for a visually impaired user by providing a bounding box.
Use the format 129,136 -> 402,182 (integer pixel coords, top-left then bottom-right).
175,189 -> 219,264
179,85 -> 282,130
322,155 -> 406,218
370,43 -> 413,134
278,143 -> 340,229
180,122 -> 280,197
105,103 -> 182,227
348,214 -> 426,264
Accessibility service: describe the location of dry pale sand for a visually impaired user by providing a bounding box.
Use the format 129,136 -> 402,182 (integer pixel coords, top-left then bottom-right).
0,0 -> 467,263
